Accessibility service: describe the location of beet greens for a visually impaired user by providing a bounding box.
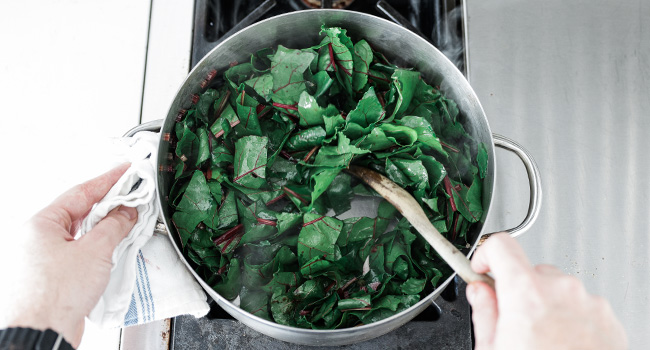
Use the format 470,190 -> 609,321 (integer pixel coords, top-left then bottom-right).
169,26 -> 487,329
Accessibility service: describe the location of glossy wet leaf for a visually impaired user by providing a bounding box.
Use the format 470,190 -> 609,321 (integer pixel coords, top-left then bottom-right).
270,46 -> 317,105
297,91 -> 325,127
285,126 -> 326,151
321,26 -> 354,95
212,258 -> 242,300
233,136 -> 268,189
399,115 -> 447,156
245,74 -> 273,102
347,87 -> 385,128
387,69 -> 420,121
352,39 -> 373,92
209,102 -> 239,139
298,214 -> 343,267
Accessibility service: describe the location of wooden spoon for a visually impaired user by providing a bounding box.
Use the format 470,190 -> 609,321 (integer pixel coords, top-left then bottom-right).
347,165 -> 495,289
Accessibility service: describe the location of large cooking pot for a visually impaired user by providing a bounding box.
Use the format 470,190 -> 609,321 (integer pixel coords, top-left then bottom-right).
128,9 -> 542,346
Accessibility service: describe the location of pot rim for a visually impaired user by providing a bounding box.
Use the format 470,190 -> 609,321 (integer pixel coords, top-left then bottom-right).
156,8 -> 496,337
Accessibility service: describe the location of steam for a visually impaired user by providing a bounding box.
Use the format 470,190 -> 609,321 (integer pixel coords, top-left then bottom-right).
433,6 -> 465,72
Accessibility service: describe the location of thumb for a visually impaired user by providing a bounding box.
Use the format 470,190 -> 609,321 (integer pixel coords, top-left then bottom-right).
80,205 -> 138,257
467,282 -> 498,350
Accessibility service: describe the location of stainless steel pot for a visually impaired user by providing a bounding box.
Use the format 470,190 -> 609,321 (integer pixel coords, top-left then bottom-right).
128,9 -> 542,346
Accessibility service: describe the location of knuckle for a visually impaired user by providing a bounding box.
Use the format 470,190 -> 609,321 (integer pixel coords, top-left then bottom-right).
103,213 -> 125,229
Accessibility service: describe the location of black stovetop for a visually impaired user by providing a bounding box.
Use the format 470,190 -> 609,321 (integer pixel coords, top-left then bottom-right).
173,1 -> 472,348
172,277 -> 472,350
191,0 -> 466,72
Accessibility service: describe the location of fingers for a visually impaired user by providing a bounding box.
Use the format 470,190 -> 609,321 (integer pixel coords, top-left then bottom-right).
467,281 -> 498,350
471,233 -> 533,284
79,205 -> 138,257
40,163 -> 131,230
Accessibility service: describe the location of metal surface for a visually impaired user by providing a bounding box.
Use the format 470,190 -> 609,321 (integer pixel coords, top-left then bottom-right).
154,9 -> 540,346
120,319 -> 171,350
123,119 -> 163,137
466,1 -> 650,348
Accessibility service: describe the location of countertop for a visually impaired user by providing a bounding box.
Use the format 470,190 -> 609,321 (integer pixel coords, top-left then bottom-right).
467,0 -> 650,348
0,1 -> 152,349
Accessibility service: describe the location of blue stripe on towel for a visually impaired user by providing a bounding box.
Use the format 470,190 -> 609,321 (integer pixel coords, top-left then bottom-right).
135,257 -> 150,322
139,250 -> 156,320
123,292 -> 139,326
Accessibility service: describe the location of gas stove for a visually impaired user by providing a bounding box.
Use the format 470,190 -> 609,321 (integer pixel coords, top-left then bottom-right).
191,0 -> 467,73
172,277 -> 471,349
128,1 -> 475,349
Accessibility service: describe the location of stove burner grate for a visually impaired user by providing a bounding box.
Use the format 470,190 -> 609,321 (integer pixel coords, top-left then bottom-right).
192,0 -> 466,73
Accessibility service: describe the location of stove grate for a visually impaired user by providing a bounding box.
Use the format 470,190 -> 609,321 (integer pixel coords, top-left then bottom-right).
191,0 -> 465,73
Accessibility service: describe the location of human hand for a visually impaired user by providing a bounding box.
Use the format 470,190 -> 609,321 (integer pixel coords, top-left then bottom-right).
467,233 -> 628,350
0,163 -> 137,348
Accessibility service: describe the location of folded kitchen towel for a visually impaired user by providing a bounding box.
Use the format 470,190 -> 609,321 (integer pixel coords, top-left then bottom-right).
78,131 -> 210,328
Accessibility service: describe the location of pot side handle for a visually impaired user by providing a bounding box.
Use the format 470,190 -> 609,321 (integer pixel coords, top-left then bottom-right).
479,134 -> 543,245
123,119 -> 164,137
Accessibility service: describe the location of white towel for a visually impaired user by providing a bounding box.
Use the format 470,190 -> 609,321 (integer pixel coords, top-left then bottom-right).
78,131 -> 210,328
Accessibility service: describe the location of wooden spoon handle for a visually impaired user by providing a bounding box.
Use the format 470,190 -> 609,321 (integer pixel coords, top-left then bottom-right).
348,166 -> 495,289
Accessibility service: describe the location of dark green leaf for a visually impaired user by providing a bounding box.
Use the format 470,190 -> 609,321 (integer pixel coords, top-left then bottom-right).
245,74 -> 273,102
240,287 -> 271,320
399,116 -> 447,156
387,69 -> 420,121
251,47 -> 274,72
311,71 -> 334,100
298,214 -> 343,268
320,26 -> 354,96
352,39 -> 373,92
218,190 -> 239,229
224,63 -> 255,91
212,258 -> 242,300
400,277 -> 426,294
271,46 -> 317,105
197,89 -> 218,124
233,136 -> 268,189
325,173 -> 353,215
285,126 -> 326,151
297,91 -> 325,127
347,87 -> 385,128
209,102 -> 239,139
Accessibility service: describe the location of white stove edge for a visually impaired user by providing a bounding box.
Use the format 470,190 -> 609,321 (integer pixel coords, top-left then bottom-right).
120,0 -> 193,348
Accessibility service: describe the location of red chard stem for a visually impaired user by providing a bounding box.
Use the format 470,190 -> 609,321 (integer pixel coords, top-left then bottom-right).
444,176 -> 457,212
213,224 -> 243,246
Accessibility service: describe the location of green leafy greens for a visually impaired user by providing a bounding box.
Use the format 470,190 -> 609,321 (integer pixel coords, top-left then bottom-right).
168,26 -> 487,329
